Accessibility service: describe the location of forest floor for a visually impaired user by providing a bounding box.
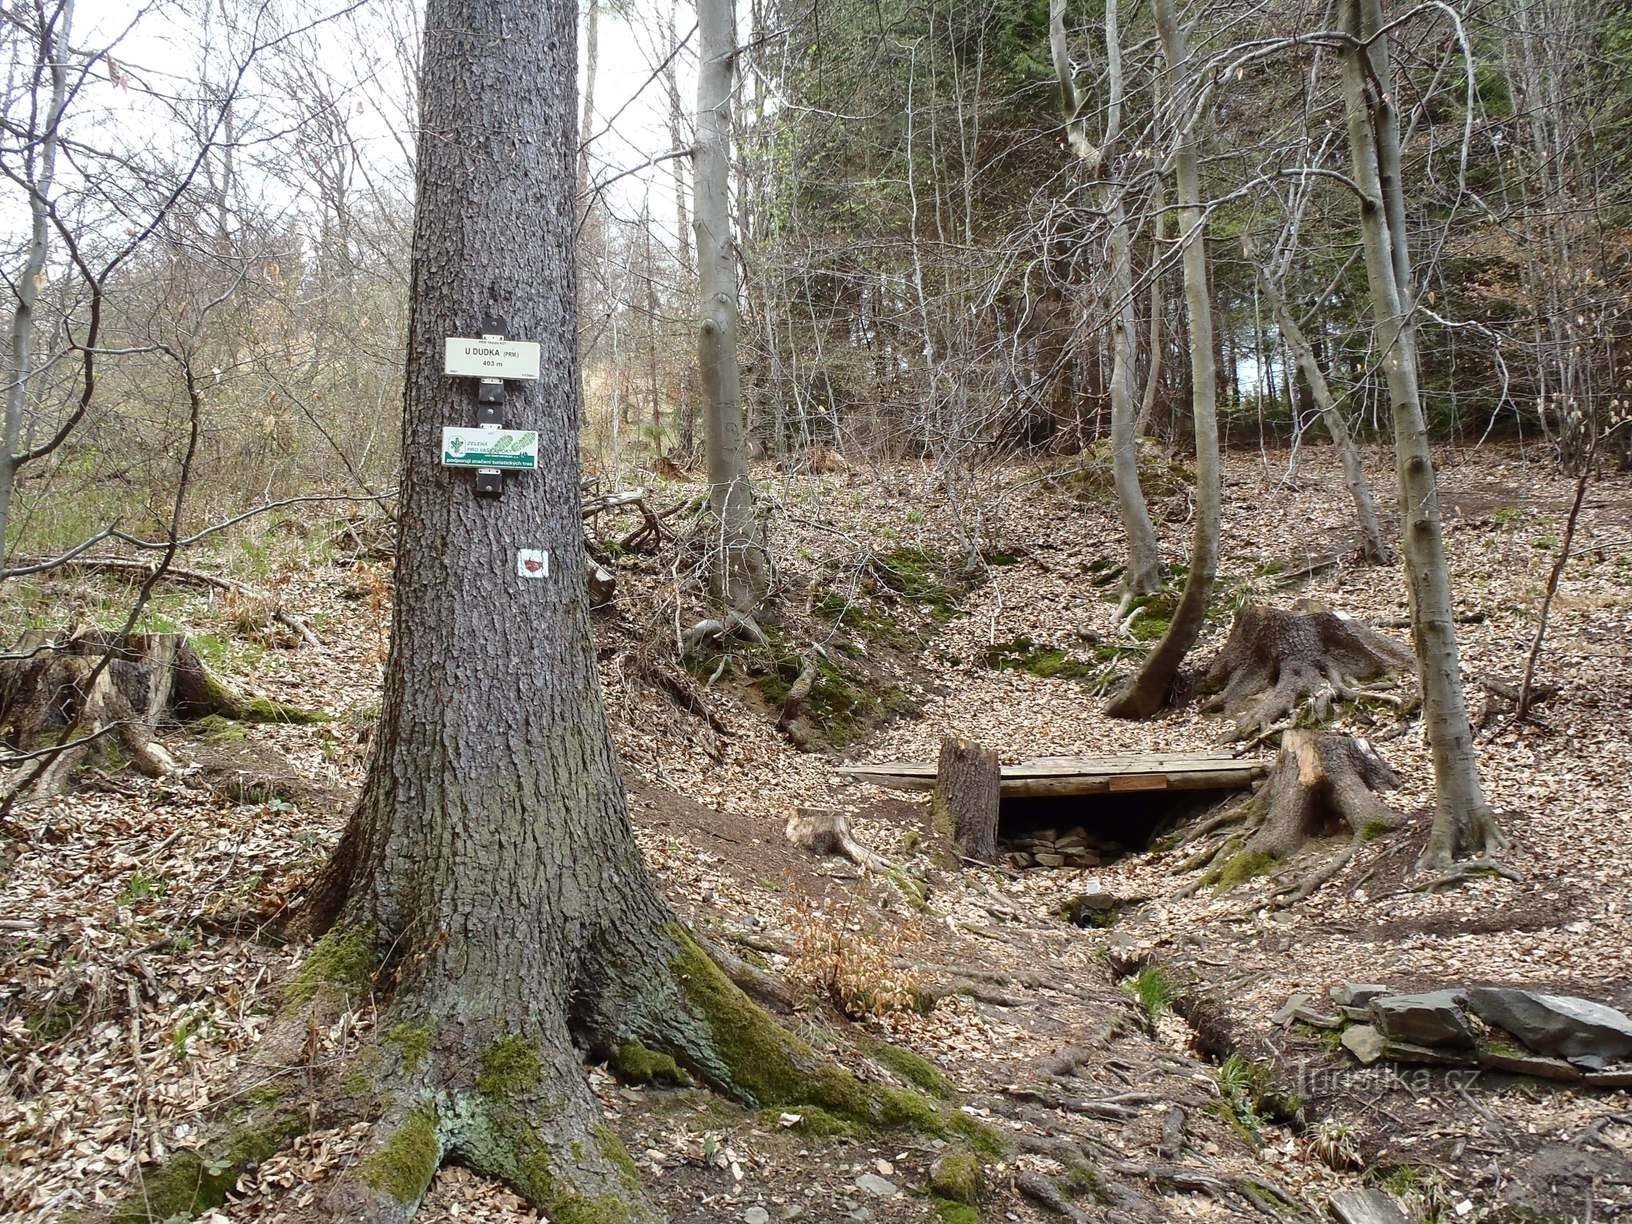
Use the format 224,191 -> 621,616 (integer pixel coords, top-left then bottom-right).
3,441 -> 1631,1222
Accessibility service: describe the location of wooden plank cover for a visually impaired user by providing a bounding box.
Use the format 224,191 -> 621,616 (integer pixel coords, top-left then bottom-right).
840,753 -> 1266,797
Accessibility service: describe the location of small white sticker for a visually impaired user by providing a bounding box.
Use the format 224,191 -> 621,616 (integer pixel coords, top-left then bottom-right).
517,549 -> 550,579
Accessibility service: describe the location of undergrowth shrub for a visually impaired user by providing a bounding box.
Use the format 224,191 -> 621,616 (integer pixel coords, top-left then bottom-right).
786,901 -> 927,1020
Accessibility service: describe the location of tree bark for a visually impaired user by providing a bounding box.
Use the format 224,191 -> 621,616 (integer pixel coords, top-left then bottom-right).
695,0 -> 768,610
1,0 -> 74,564
112,6 -> 960,1219
1340,0 -> 1500,870
1049,0 -> 1160,597
1105,0 -> 1220,719
1135,182 -> 1166,438
930,736 -> 1000,865
1251,261 -> 1393,564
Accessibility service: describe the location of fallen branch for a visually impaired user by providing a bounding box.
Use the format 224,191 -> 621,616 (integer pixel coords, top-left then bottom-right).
8,555 -> 321,646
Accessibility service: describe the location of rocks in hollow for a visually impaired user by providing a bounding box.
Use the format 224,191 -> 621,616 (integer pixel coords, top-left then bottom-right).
1002,823 -> 1111,869
1341,1024 -> 1387,1065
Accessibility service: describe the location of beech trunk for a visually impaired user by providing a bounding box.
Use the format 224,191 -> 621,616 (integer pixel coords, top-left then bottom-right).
695,0 -> 767,610
1105,0 -> 1220,719
1340,0 -> 1500,869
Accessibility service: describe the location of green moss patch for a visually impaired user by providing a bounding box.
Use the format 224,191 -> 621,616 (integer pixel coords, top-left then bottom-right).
928,1148 -> 981,1203
360,1106 -> 440,1204
667,926 -> 1005,1157
385,1023 -> 432,1073
983,636 -> 1097,680
477,1036 -> 542,1101
755,1105 -> 860,1137
609,1039 -> 692,1087
1206,850 -> 1278,893
869,1041 -> 954,1099
931,1199 -> 982,1224
112,1101 -> 305,1222
283,925 -> 375,1011
874,546 -> 973,622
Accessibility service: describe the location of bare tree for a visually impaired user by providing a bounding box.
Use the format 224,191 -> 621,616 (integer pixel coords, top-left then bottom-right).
1105,0 -> 1220,719
0,0 -> 73,561
695,0 -> 767,609
1340,0 -> 1501,871
1050,0 -> 1161,601
1245,243 -> 1393,564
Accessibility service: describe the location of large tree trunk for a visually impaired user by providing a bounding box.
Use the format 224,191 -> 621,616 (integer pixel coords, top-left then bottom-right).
695,0 -> 767,611
1049,0 -> 1161,597
1341,0 -> 1500,870
114,6 -> 960,1219
1105,0 -> 1220,719
1251,262 -> 1393,564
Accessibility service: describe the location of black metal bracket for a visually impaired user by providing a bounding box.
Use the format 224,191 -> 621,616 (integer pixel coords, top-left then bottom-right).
473,319 -> 507,499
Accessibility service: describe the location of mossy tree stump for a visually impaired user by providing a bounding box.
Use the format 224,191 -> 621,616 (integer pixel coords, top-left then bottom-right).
0,630 -> 320,795
930,736 -> 999,865
1200,600 -> 1414,740
1183,730 -> 1402,905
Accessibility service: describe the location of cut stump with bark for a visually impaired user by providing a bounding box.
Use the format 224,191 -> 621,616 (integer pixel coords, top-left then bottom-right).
930,736 -> 1000,865
1181,731 -> 1401,905
0,630 -> 321,796
1200,600 -> 1414,740
785,806 -> 890,873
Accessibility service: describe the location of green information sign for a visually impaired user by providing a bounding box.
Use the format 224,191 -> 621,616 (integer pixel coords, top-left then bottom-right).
441,426 -> 539,470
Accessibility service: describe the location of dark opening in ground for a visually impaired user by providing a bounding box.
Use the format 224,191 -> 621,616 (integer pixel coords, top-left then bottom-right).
999,789 -> 1235,868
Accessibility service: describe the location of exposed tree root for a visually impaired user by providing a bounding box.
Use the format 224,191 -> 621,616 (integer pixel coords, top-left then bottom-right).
1,630 -> 322,797
1199,601 -> 1414,740
1175,731 -> 1401,906
109,921 -> 1001,1221
1406,857 -> 1523,892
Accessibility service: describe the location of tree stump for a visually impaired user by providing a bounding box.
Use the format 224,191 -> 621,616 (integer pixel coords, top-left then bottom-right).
1200,600 -> 1414,740
785,807 -> 890,873
1183,731 -> 1402,905
930,736 -> 1000,865
0,631 -> 321,796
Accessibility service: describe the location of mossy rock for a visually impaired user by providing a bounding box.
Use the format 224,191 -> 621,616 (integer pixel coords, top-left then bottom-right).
928,1148 -> 982,1203
931,1198 -> 982,1224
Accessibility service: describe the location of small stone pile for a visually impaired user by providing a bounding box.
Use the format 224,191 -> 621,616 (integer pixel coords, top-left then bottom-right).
1002,825 -> 1112,869
1277,982 -> 1632,1086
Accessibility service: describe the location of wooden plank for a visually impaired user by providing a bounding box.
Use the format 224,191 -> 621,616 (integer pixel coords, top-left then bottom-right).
1108,773 -> 1169,792
840,753 -> 1267,798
